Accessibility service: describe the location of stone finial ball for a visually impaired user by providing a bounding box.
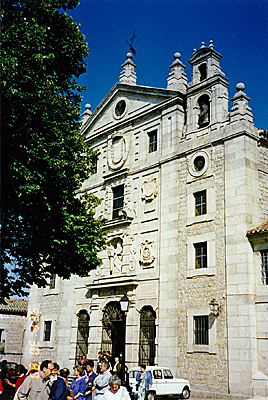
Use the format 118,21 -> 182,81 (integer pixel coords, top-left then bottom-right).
174,52 -> 181,59
126,52 -> 133,59
236,83 -> 245,92
85,103 -> 91,110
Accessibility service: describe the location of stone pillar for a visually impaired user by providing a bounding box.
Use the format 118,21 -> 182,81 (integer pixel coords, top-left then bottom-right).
167,52 -> 187,93
225,93 -> 259,395
119,53 -> 137,85
157,159 -> 180,371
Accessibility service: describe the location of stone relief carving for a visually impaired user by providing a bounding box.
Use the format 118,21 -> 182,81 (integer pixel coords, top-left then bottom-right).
107,132 -> 129,170
141,178 -> 158,202
123,180 -> 135,219
107,237 -> 123,275
129,236 -> 137,271
139,239 -> 155,265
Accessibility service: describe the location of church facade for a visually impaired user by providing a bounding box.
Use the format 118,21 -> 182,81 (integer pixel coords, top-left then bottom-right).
23,42 -> 268,398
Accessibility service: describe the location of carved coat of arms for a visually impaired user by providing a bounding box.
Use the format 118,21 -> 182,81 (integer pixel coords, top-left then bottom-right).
108,133 -> 129,170
141,178 -> 158,202
140,240 -> 155,265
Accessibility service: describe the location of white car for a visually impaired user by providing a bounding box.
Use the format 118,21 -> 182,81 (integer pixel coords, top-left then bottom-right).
128,366 -> 191,399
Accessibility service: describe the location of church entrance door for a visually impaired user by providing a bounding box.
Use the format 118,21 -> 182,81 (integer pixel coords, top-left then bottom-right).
102,302 -> 126,359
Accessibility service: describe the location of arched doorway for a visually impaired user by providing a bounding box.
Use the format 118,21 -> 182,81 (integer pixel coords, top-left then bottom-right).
75,310 -> 90,363
139,306 -> 156,366
102,302 -> 126,358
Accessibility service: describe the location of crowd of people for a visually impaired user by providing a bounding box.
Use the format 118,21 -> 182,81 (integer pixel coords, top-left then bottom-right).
0,352 -> 152,400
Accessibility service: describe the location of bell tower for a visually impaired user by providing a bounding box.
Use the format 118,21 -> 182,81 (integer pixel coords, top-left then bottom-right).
185,41 -> 229,137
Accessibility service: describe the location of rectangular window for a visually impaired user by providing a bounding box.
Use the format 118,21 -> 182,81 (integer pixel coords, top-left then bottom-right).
194,242 -> 207,269
112,185 -> 124,219
261,250 -> 268,285
194,190 -> 207,216
194,315 -> 208,345
148,130 -> 157,153
50,274 -> 56,289
44,321 -> 52,342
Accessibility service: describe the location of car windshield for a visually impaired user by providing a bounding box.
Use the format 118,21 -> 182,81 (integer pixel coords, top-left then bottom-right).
163,369 -> 173,379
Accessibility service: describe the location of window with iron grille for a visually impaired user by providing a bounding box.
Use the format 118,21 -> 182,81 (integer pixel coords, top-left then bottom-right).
194,315 -> 208,345
139,306 -> 156,366
194,190 -> 207,216
194,242 -> 207,269
44,321 -> 52,341
75,310 -> 90,364
261,250 -> 268,285
148,130 -> 157,153
50,274 -> 56,289
112,185 -> 124,219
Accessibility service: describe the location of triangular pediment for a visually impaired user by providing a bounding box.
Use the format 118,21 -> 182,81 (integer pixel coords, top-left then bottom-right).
81,83 -> 181,139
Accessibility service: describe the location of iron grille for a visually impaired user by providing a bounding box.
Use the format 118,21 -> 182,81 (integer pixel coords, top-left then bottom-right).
75,310 -> 90,363
139,307 -> 156,366
261,250 -> 268,285
194,315 -> 208,345
101,302 -> 125,359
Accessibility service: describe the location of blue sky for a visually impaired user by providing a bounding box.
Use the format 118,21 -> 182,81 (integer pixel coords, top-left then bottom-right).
69,0 -> 268,129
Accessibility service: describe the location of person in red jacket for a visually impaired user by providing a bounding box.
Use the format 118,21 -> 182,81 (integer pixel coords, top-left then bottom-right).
5,364 -> 27,393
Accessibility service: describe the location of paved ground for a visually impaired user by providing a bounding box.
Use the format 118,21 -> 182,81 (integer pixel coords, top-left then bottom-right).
1,386 -> 15,400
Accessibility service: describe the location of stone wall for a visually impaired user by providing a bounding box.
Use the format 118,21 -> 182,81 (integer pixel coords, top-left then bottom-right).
0,314 -> 27,363
177,143 -> 228,394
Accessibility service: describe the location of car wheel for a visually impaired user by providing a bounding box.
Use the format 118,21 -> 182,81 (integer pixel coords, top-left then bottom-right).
180,386 -> 190,399
147,392 -> 155,400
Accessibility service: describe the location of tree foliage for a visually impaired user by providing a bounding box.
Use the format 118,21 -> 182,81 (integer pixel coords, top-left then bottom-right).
1,0 -> 106,299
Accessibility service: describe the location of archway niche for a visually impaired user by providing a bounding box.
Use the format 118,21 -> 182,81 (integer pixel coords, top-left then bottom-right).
198,94 -> 210,128
199,63 -> 207,81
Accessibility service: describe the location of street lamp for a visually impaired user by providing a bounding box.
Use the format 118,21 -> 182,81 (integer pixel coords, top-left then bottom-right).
209,298 -> 221,315
119,294 -> 130,387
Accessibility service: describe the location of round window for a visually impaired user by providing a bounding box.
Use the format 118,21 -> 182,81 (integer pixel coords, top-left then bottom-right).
115,100 -> 126,118
193,155 -> 205,171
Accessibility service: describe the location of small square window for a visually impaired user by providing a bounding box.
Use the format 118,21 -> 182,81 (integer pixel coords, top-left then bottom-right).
44,321 -> 52,342
148,130 -> 157,153
112,185 -> 124,219
194,315 -> 208,345
261,250 -> 268,285
194,190 -> 207,216
194,242 -> 207,269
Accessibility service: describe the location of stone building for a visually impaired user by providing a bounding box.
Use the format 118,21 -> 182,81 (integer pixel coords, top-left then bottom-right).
23,42 -> 268,398
0,298 -> 28,363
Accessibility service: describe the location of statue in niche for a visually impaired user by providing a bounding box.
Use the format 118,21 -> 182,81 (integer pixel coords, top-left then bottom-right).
107,238 -> 123,275
140,240 -> 155,265
141,178 -> 158,202
198,95 -> 210,128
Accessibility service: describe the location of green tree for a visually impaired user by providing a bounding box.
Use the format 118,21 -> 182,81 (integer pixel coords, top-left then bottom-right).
1,0 -> 106,299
